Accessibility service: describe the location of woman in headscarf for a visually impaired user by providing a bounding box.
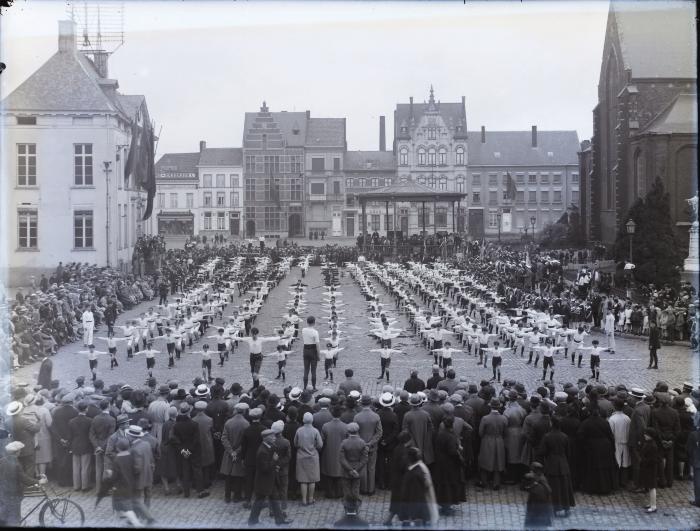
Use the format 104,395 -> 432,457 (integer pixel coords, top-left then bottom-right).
399,446 -> 439,527
539,416 -> 575,516
577,404 -> 618,494
293,411 -> 323,506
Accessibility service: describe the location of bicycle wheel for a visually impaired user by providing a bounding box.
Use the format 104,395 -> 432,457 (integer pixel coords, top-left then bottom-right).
38,498 -> 85,527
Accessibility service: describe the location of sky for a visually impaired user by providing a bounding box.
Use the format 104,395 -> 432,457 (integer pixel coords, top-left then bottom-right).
1,0 -> 620,157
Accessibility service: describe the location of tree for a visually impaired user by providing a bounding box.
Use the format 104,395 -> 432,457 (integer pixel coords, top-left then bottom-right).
538,222 -> 568,248
614,177 -> 683,287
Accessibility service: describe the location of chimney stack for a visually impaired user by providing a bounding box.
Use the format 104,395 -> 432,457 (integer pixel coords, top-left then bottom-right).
58,20 -> 76,53
199,140 -> 207,152
306,110 -> 311,119
93,51 -> 109,78
531,125 -> 538,147
481,126 -> 486,143
409,96 -> 414,118
379,116 -> 386,152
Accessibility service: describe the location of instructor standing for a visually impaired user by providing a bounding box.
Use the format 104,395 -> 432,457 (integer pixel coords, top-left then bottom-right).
302,316 -> 321,391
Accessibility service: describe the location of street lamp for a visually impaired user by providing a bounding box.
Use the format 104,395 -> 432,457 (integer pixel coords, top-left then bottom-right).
626,219 -> 636,262
530,216 -> 536,240
496,208 -> 502,242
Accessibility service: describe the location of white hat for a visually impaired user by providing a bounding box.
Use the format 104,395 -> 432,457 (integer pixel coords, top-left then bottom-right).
348,390 -> 361,400
417,391 -> 427,404
195,384 -> 210,397
379,392 -> 395,407
271,420 -> 284,434
289,387 -> 302,400
5,401 -> 23,416
194,401 -> 207,410
126,425 -> 144,438
5,441 -> 25,453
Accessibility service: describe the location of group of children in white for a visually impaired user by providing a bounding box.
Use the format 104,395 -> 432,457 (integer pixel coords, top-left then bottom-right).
74,254 -> 302,384
348,259 -> 612,384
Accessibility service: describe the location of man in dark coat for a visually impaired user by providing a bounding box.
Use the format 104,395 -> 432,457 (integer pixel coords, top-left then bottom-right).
205,386 -> 231,471
240,407 -> 265,507
402,395 -> 434,466
271,421 -> 291,515
320,406 -> 348,499
90,399 -> 116,493
399,447 -> 437,526
523,462 -> 554,529
170,403 -> 208,498
50,396 -> 78,486
425,366 -> 443,390
628,390 -> 652,490
393,391 -> 412,428
37,356 -> 53,390
339,422 -> 369,514
376,393 -> 399,490
539,417 -> 575,516
220,402 -> 249,503
648,322 -> 661,369
247,430 -> 292,525
434,417 -> 464,515
5,401 -> 39,476
402,371 -> 426,394
68,401 -> 93,491
651,393 -> 680,488
0,442 -> 47,526
385,431 -> 412,526
577,406 -> 618,494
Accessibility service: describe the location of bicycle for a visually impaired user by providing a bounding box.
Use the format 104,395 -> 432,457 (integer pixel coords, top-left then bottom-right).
20,482 -> 85,527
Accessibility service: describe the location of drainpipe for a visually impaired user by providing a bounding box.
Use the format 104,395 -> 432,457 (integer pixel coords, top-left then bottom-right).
104,161 -> 113,267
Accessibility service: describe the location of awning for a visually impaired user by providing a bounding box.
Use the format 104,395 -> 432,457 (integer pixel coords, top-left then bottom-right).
157,211 -> 193,220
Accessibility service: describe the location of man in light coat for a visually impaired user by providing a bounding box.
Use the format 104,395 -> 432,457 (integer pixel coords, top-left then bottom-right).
354,395 -> 383,495
147,385 -> 171,444
608,399 -> 631,487
81,305 -> 95,347
603,309 -> 616,353
402,394 -> 435,466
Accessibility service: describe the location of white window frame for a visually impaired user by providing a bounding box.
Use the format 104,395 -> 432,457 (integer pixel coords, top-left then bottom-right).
74,143 -> 93,186
73,210 -> 94,249
17,209 -> 38,249
17,143 -> 37,186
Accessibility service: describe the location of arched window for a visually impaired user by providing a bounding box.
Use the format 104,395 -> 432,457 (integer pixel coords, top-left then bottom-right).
456,175 -> 465,193
417,148 -> 426,166
439,176 -> 447,190
427,148 -> 436,166
455,146 -> 465,166
438,147 -> 447,166
399,147 -> 408,166
359,178 -> 366,188
428,175 -> 436,188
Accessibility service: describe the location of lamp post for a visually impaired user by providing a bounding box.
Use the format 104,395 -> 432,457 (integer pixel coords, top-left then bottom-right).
530,215 -> 536,241
496,208 -> 502,243
626,219 -> 636,262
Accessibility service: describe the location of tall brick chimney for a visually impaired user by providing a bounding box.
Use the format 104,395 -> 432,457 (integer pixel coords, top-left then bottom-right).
532,125 -> 538,148
93,51 -> 109,78
379,116 -> 386,151
409,96 -> 414,119
481,126 -> 486,143
58,20 -> 76,53
199,140 -> 207,152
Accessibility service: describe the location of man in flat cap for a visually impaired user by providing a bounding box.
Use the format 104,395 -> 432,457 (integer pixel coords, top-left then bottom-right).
339,422 -> 369,516
247,429 -> 292,525
221,402 -> 249,503
0,441 -> 47,526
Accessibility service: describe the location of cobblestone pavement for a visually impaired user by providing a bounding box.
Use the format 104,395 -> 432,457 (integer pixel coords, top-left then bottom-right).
12,264 -> 700,528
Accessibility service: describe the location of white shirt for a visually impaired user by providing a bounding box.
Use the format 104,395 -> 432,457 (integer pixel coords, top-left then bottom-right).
302,327 -> 320,346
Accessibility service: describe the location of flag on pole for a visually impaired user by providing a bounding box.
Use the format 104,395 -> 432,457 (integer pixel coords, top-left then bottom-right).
504,171 -> 517,201
124,105 -> 156,220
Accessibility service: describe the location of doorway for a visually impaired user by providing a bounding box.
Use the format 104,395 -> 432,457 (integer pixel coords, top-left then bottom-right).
400,216 -> 408,237
230,215 -> 240,236
288,213 -> 302,237
346,215 -> 355,237
246,220 -> 256,238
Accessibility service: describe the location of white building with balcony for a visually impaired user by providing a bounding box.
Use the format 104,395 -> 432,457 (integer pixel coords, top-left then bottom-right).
1,20 -> 153,286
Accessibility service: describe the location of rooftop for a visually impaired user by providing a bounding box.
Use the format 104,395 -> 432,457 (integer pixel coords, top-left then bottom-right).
344,151 -> 396,171
467,130 -> 580,166
198,147 -> 243,166
305,118 -> 346,148
636,93 -> 698,136
156,152 -> 200,178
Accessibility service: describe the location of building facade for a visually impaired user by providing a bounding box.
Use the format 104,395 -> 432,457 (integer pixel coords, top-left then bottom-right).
197,143 -> 243,240
393,87 -> 469,235
242,103 -> 306,239
155,152 -> 199,239
1,20 -> 153,285
344,151 -> 397,237
304,118 -> 347,238
465,127 -> 580,239
591,1 -> 697,245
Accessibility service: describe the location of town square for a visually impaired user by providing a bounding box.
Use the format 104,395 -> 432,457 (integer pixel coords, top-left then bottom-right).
0,1 -> 698,529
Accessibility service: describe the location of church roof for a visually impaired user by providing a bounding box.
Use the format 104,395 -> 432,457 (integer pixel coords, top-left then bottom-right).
636,93 -> 698,136
613,1 -> 696,79
467,130 -> 580,167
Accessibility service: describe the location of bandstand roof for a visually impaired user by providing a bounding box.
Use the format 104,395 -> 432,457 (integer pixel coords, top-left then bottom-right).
357,181 -> 467,202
